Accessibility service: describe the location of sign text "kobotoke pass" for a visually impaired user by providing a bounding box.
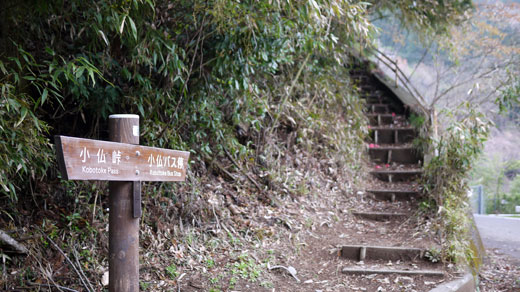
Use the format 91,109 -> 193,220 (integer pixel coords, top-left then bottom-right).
55,136 -> 189,181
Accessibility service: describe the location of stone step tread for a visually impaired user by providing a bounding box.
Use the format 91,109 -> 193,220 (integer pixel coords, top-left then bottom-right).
341,268 -> 444,277
341,244 -> 424,251
366,189 -> 420,193
353,211 -> 408,216
365,189 -> 421,202
370,126 -> 415,131
368,145 -> 416,150
352,211 -> 409,221
340,245 -> 428,262
366,113 -> 405,117
370,169 -> 423,174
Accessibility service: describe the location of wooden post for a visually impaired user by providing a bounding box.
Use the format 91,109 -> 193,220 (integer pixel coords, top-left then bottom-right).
55,114 -> 189,290
108,114 -> 140,292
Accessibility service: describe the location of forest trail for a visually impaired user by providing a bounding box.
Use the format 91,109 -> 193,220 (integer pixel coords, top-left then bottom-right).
332,64 -> 448,289
224,64 -> 455,291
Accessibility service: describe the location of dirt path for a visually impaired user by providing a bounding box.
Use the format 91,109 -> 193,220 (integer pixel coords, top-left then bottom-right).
209,64 -> 450,291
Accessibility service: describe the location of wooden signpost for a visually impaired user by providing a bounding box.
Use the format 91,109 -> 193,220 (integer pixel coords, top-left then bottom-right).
55,136 -> 189,182
55,114 -> 189,292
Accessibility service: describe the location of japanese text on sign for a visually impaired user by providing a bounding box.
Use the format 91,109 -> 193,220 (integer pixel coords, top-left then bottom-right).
55,136 -> 190,181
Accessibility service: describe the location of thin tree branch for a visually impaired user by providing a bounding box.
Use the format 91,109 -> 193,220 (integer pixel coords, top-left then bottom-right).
408,41 -> 432,80
38,230 -> 93,292
0,229 -> 28,254
372,49 -> 429,113
224,147 -> 262,191
27,282 -> 79,292
430,67 -> 499,106
270,52 -> 311,132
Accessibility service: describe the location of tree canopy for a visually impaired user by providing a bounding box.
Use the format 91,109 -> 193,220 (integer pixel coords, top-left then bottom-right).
0,0 -> 475,204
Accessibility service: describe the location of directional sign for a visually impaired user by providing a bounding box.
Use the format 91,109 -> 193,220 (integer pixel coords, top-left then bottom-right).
55,136 -> 189,181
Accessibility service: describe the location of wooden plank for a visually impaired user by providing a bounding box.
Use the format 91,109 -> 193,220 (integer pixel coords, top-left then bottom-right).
342,268 -> 444,276
55,135 -> 190,181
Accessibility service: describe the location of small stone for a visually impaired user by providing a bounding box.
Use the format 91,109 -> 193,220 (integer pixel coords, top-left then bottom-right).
304,279 -> 314,284
101,271 -> 109,286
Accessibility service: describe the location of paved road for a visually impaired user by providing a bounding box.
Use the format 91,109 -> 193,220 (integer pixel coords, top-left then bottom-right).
474,214 -> 520,263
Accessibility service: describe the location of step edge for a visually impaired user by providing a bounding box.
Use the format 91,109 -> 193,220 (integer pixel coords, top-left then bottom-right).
340,245 -> 424,251
369,126 -> 415,130
370,170 -> 423,174
352,211 -> 408,216
368,146 -> 417,150
366,189 -> 420,193
341,268 -> 444,276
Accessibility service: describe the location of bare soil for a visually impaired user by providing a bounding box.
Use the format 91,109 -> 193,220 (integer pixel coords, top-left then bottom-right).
150,158 -> 447,292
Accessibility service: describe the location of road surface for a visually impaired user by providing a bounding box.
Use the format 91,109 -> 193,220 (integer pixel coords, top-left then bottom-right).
474,214 -> 520,264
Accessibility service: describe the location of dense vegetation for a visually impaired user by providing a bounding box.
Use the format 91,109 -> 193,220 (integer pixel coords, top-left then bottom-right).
471,147 -> 520,214
1,0 -> 377,207
0,0 -> 475,219
371,0 -> 520,269
420,104 -> 491,265
0,0 -> 492,289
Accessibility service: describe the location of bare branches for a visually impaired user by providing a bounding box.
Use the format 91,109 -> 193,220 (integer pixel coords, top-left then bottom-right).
372,48 -> 429,114
27,282 -> 80,292
38,230 -> 94,292
223,147 -> 262,191
408,41 -> 433,80
374,1 -> 520,122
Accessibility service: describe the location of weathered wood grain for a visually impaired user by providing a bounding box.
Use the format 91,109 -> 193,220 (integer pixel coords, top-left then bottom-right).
55,135 -> 189,181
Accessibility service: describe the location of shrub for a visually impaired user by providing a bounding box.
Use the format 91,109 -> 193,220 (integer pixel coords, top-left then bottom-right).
422,103 -> 491,264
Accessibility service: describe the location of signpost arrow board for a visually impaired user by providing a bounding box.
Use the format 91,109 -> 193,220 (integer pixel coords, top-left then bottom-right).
55,136 -> 189,181
55,114 -> 190,292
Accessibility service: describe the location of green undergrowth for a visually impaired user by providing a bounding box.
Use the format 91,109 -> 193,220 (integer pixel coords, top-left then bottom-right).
0,0 -> 373,211
0,0 -> 476,289
421,103 -> 491,269
0,0 -> 370,289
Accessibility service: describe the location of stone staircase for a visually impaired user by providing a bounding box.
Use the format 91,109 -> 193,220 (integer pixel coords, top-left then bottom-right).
339,66 -> 446,283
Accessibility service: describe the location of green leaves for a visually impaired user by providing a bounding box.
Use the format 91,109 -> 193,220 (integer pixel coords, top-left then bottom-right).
14,107 -> 28,128
422,104 -> 490,265
128,17 -> 138,41
497,77 -> 520,113
0,78 -> 52,202
120,14 -> 138,41
371,0 -> 473,43
0,0 -> 375,205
